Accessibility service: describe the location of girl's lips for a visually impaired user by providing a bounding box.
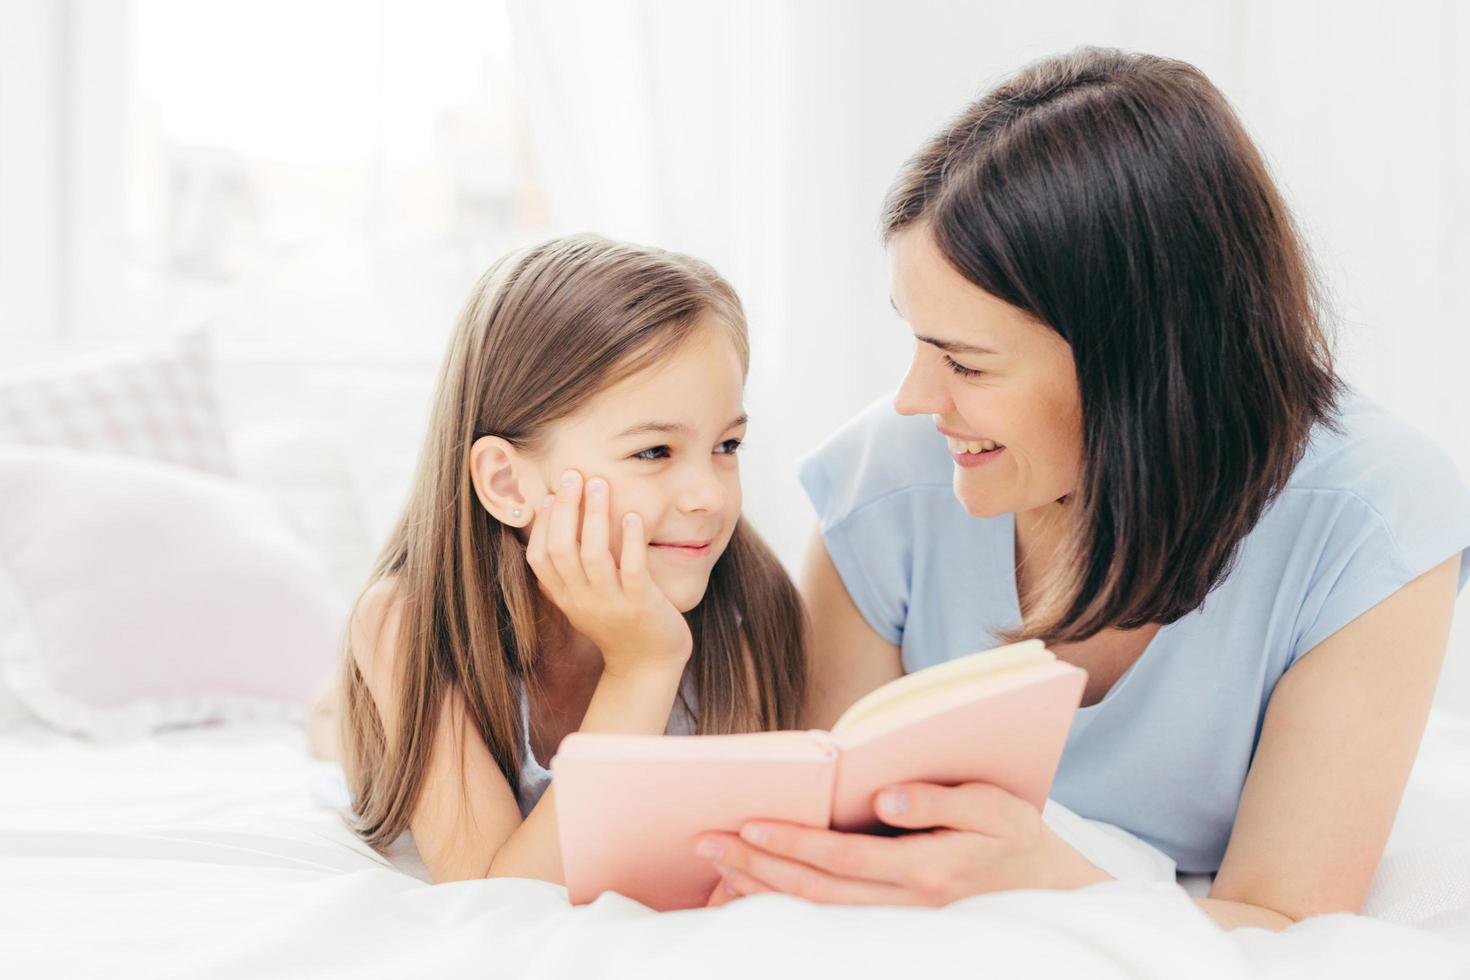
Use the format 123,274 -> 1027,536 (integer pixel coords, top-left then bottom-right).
649,541 -> 712,557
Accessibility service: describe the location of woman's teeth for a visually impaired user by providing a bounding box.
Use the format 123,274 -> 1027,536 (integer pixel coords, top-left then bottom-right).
945,436 -> 1003,454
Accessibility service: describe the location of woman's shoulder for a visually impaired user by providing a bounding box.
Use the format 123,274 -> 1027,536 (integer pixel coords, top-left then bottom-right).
1259,390 -> 1470,659
1284,389 -> 1470,525
797,391 -> 956,529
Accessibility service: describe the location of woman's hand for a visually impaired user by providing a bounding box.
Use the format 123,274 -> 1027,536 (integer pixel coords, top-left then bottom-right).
525,468 -> 692,677
695,782 -> 1112,906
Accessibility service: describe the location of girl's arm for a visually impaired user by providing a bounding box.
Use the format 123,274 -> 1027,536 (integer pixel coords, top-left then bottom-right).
485,661 -> 688,882
419,470 -> 695,883
798,527 -> 904,729
354,581 -> 689,884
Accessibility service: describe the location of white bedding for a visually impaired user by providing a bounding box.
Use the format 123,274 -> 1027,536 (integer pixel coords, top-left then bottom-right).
3,714 -> 1469,979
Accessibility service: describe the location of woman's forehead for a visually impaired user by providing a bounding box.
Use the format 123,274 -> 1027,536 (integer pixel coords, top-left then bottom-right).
890,227 -> 1057,355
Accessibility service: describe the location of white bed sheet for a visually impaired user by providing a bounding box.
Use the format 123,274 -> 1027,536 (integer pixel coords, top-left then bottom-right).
2,714 -> 1468,980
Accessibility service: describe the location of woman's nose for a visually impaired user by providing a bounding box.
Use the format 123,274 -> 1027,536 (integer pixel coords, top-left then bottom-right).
893,349 -> 952,417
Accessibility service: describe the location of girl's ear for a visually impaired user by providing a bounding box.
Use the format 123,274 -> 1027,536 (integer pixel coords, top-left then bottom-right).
469,435 -> 541,528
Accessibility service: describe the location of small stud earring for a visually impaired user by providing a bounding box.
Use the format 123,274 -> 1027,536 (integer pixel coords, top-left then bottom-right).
512,508 -> 522,519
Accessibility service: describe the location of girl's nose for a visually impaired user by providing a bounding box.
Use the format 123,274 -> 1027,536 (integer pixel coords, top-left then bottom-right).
676,463 -> 727,514
893,348 -> 953,417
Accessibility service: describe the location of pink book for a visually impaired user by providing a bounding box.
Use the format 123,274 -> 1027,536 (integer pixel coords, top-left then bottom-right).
551,639 -> 1087,911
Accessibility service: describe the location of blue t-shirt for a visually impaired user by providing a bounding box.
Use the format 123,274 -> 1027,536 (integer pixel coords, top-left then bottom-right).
798,388 -> 1470,873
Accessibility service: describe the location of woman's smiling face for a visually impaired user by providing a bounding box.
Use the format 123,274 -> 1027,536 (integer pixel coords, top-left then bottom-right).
531,318 -> 747,612
888,224 -> 1083,519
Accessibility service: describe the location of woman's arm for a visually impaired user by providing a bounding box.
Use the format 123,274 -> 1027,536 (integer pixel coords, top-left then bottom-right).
704,542 -> 1461,931
1204,553 -> 1461,927
798,527 -> 905,729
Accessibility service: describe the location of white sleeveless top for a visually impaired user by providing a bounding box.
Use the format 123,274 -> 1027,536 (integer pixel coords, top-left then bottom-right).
328,669 -> 704,830
514,667 -> 700,818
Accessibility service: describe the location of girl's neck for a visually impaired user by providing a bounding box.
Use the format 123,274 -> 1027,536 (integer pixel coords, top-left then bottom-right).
531,597 -> 605,686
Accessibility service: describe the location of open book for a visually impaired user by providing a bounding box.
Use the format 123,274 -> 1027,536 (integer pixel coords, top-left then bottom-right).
551,639 -> 1087,911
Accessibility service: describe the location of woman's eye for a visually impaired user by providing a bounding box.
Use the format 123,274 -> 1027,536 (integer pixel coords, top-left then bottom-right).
715,438 -> 743,455
633,445 -> 671,461
943,355 -> 984,379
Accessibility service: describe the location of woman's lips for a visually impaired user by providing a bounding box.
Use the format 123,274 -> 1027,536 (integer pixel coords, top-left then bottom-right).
951,445 -> 1005,468
937,426 -> 1005,469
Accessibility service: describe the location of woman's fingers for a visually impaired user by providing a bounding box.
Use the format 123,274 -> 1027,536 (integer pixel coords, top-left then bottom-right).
524,492 -> 564,598
546,469 -> 589,590
580,477 -> 617,591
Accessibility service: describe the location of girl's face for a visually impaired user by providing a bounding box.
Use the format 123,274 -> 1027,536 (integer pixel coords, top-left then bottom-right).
888,225 -> 1083,519
532,319 -> 747,613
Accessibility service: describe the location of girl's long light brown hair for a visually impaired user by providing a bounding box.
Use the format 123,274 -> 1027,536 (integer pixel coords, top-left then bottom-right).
338,234 -> 807,851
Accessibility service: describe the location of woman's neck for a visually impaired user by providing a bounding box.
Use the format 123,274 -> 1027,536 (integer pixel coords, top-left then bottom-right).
1013,497 -> 1073,616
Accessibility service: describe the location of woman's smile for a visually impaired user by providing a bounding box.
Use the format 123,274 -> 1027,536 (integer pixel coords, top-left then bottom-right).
950,444 -> 1006,468
935,422 -> 1007,468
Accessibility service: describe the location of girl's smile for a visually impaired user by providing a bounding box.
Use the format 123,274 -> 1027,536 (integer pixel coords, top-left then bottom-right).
649,539 -> 713,558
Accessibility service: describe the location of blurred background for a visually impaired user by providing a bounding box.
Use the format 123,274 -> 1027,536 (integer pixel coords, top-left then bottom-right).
2,0 -> 1467,713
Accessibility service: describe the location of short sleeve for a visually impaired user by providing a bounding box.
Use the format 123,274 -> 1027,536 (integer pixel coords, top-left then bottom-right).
1291,428 -> 1470,662
798,444 -> 906,646
795,396 -> 952,647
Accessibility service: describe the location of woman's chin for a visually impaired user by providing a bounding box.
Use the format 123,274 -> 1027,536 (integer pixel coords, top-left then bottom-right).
953,480 -> 1011,518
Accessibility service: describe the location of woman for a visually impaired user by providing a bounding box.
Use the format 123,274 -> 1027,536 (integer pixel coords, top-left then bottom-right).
693,47 -> 1470,930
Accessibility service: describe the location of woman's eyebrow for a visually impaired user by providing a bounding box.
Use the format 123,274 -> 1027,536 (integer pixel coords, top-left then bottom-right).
915,334 -> 999,356
891,296 -> 998,356
616,414 -> 748,439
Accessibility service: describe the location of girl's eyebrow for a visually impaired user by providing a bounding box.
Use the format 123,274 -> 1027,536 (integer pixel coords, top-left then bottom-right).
616,414 -> 748,439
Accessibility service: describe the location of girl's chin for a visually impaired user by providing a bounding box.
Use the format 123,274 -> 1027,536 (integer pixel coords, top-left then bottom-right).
650,574 -> 713,614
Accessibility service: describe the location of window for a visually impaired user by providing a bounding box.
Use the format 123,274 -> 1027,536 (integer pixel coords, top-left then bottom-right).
54,0 -> 550,348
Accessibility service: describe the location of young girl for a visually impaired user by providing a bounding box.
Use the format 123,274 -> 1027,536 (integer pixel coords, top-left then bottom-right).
335,234 -> 807,885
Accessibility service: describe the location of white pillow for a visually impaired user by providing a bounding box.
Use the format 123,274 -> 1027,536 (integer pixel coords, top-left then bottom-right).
0,330 -> 233,476
0,447 -> 346,740
1360,708 -> 1470,932
231,422 -> 377,597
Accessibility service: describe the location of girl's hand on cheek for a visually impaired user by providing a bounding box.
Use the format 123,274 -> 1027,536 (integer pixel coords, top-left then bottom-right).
524,469 -> 693,677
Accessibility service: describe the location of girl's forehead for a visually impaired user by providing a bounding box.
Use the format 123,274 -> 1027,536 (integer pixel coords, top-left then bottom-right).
557,328 -> 746,439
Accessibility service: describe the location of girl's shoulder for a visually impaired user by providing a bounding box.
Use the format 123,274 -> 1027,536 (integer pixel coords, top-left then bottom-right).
349,575 -> 407,717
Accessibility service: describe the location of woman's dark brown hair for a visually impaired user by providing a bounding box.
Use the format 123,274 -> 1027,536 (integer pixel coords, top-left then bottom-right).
883,47 -> 1343,644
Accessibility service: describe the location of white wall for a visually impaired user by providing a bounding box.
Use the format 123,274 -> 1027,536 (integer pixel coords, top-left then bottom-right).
5,0 -> 1468,711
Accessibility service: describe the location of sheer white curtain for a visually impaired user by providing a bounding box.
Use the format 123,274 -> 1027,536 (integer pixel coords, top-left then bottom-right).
507,0 -> 878,569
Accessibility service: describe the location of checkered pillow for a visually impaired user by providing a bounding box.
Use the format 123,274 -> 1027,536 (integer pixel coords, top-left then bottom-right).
0,331 -> 233,476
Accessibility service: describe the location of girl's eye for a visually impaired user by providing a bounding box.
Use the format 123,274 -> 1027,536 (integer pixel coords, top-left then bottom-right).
633,445 -> 671,461
715,438 -> 743,455
943,355 -> 984,379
